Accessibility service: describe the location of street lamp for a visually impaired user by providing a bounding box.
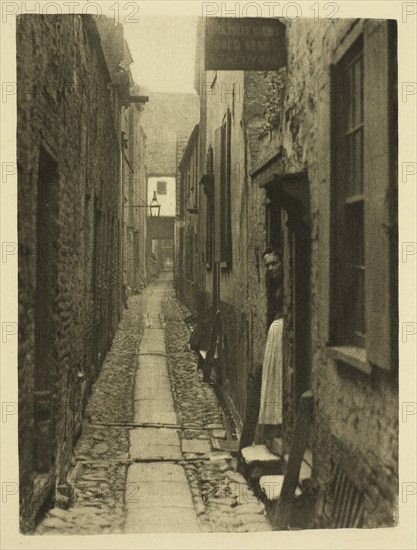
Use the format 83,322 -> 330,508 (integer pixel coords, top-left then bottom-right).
149,191 -> 161,217
123,192 -> 161,217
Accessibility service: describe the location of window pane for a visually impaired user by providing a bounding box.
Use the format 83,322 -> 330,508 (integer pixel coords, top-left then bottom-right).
353,56 -> 363,126
353,129 -> 363,195
352,268 -> 365,346
345,128 -> 363,198
345,133 -> 352,196
347,201 -> 364,264
335,37 -> 365,347
346,65 -> 354,130
345,201 -> 365,344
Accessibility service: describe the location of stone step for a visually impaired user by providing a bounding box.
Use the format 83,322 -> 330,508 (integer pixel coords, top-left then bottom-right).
240,444 -> 284,481
240,444 -> 282,465
259,448 -> 313,503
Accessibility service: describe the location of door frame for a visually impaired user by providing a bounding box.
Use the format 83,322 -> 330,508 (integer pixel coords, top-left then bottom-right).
265,172 -> 312,432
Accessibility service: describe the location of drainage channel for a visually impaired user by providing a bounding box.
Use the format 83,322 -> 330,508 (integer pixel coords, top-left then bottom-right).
88,421 -> 235,432
168,296 -> 241,444
73,457 -> 212,465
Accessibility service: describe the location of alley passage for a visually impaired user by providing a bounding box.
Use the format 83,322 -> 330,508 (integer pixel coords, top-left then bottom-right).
36,273 -> 271,534
125,276 -> 200,533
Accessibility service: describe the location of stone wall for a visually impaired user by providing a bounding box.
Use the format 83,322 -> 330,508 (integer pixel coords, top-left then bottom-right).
121,103 -> 148,290
17,15 -> 122,532
254,18 -> 398,527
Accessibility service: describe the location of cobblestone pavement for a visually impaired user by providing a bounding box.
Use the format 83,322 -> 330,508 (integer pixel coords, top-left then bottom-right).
35,292 -> 147,535
35,274 -> 271,535
162,285 -> 271,533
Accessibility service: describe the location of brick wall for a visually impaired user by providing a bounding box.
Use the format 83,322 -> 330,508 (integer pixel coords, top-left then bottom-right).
17,15 -> 122,532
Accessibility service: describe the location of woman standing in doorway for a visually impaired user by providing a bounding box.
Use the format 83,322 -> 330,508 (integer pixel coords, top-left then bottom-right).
258,248 -> 284,452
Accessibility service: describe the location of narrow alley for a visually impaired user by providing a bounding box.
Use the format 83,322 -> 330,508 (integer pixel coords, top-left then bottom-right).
35,273 -> 271,534
11,5 -> 405,543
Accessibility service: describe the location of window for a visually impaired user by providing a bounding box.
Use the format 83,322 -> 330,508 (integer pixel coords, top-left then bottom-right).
134,230 -> 140,270
334,38 -> 365,348
220,109 -> 232,268
330,20 -> 397,370
157,180 -> 167,195
205,147 -> 214,268
186,231 -> 193,282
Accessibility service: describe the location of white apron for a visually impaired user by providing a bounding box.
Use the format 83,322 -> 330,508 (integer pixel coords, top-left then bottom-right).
258,318 -> 283,425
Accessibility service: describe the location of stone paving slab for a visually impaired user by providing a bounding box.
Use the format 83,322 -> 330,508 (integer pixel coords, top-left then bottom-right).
130,427 -> 180,446
129,427 -> 182,460
145,300 -> 162,315
125,506 -> 200,533
135,481 -> 194,508
133,386 -> 172,401
144,314 -> 164,327
135,381 -> 173,401
140,328 -> 165,339
141,327 -> 165,336
135,386 -> 173,402
139,344 -> 167,355
182,439 -> 211,455
136,396 -> 175,412
134,403 -> 177,425
148,320 -> 165,329
139,329 -> 166,354
135,369 -> 171,384
137,358 -> 168,371
130,443 -> 182,461
137,354 -> 168,368
128,462 -> 187,483
136,365 -> 169,382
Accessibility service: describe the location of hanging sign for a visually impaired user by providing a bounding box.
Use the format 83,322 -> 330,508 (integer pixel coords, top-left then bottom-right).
204,17 -> 286,71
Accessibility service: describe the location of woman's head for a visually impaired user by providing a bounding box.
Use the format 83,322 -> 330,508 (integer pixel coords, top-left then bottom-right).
262,248 -> 281,279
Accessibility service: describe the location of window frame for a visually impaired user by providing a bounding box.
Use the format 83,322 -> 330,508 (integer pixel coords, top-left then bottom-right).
219,109 -> 232,269
205,146 -> 214,270
328,19 -> 397,372
333,35 -> 366,349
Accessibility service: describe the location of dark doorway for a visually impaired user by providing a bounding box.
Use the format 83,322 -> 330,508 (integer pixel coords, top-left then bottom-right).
265,200 -> 282,328
34,146 -> 59,475
266,174 -> 312,430
92,201 -> 102,379
292,218 -> 312,402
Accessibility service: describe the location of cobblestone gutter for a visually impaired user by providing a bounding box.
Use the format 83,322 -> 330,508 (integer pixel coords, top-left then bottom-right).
162,291 -> 272,533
